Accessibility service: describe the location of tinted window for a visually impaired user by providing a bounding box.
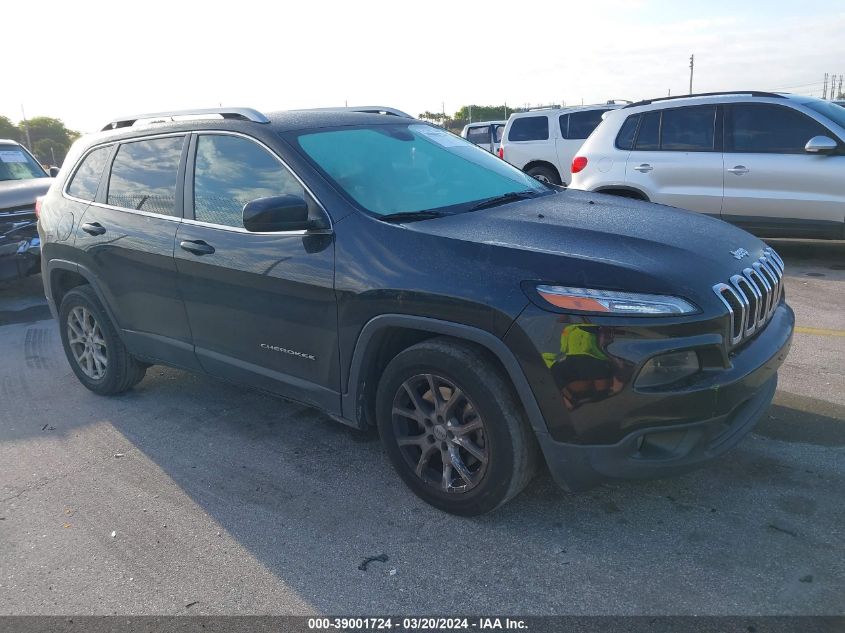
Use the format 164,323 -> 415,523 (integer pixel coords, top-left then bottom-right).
193,135 -> 305,228
558,114 -> 569,138
493,125 -> 505,143
508,116 -> 549,141
661,106 -> 716,151
107,137 -> 184,215
466,127 -> 490,146
566,109 -> 609,139
634,111 -> 660,150
67,146 -> 110,201
727,104 -> 830,153
615,114 -> 640,150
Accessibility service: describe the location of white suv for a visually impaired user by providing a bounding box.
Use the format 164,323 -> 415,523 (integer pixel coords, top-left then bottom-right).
570,92 -> 845,240
499,104 -> 624,185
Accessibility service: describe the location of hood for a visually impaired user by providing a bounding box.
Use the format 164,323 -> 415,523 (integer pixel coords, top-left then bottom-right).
0,177 -> 54,211
403,189 -> 769,305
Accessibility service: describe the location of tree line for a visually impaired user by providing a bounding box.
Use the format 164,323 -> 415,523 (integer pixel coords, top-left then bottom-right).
0,115 -> 80,166
418,104 -> 525,133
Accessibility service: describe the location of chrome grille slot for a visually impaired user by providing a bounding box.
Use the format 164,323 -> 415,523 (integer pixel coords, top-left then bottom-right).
712,247 -> 784,347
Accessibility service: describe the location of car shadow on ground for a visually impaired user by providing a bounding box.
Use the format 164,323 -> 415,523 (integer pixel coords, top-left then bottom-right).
92,365 -> 844,613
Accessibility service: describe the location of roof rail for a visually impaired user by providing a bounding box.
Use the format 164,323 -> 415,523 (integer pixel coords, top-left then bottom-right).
101,107 -> 270,131
338,106 -> 414,118
624,91 -> 787,108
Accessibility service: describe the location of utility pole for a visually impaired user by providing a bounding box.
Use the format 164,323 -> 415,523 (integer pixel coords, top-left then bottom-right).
469,104 -> 472,123
20,105 -> 32,150
823,73 -> 828,100
688,55 -> 695,94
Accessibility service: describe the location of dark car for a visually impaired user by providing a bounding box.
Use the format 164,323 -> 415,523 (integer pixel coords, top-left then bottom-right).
38,107 -> 793,515
0,139 -> 53,282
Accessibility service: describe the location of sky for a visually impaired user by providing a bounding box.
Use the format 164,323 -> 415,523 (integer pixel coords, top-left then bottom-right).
3,0 -> 844,134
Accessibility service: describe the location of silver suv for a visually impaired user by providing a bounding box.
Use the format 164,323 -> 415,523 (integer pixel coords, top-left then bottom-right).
570,92 -> 845,240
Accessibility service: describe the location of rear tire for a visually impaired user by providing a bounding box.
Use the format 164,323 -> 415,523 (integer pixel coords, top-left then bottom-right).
525,164 -> 562,185
376,337 -> 538,515
59,285 -> 147,395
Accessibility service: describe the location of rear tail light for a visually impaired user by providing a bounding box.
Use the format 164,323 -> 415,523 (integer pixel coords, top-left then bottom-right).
498,147 -> 504,160
34,196 -> 44,220
571,156 -> 588,174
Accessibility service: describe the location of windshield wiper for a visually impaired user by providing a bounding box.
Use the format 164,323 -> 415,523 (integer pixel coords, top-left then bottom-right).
466,190 -> 540,212
378,210 -> 450,223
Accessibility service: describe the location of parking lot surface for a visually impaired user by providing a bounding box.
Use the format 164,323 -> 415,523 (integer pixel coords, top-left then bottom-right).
1,240 -> 843,615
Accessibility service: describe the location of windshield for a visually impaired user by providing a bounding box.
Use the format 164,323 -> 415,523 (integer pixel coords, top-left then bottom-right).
0,144 -> 48,182
803,100 -> 845,131
296,123 -> 549,217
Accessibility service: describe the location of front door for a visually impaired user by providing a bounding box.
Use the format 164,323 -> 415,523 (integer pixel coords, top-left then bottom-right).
721,102 -> 845,238
174,132 -> 339,412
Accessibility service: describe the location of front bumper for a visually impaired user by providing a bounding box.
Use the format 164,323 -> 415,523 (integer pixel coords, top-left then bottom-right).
507,302 -> 794,491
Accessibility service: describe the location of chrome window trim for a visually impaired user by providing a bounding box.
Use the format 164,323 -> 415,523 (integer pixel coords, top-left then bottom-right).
189,130 -> 332,234
62,131 -> 188,206
86,201 -> 182,222
61,129 -> 332,235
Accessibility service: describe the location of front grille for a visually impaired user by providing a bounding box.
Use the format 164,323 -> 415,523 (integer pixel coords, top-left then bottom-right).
713,247 -> 784,346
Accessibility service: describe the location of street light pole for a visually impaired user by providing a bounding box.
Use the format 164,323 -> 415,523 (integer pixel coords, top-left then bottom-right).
689,55 -> 695,95
20,104 -> 33,150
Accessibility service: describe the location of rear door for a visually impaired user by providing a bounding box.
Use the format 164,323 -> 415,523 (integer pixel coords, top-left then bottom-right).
624,105 -> 723,215
174,132 -> 339,412
73,134 -> 199,369
555,109 -> 609,185
721,102 -> 845,238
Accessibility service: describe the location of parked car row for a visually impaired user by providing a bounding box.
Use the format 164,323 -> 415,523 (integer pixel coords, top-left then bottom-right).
489,91 -> 845,240
37,105 -> 793,514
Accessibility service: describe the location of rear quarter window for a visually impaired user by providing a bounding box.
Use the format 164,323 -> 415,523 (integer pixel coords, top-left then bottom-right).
508,116 -> 549,141
67,146 -> 111,201
566,109 -> 610,140
615,114 -> 640,150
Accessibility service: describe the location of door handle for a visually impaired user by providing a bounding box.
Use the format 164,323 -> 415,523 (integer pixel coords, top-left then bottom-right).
633,163 -> 653,173
727,165 -> 749,175
81,222 -> 106,236
180,240 -> 216,256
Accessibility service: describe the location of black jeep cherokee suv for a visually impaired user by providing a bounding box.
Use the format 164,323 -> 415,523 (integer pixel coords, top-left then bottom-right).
38,107 -> 794,515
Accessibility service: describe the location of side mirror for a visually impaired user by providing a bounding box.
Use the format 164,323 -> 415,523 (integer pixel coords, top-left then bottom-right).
49,166 -> 60,177
242,195 -> 313,232
804,135 -> 838,154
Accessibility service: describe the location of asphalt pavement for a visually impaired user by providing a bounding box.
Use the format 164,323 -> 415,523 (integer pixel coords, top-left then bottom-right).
0,240 -> 843,615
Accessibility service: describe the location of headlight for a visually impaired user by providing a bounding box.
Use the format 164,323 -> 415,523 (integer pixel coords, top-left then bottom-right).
635,350 -> 700,388
535,285 -> 698,315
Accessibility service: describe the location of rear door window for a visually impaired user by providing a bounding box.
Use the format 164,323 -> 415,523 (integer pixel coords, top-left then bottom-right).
508,116 -> 549,141
566,109 -> 610,139
193,134 -> 305,229
107,136 -> 185,215
67,146 -> 111,201
660,106 -> 716,151
726,104 -> 830,154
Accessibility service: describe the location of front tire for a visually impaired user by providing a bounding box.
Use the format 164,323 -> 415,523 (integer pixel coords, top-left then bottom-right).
376,338 -> 538,515
59,285 -> 147,395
